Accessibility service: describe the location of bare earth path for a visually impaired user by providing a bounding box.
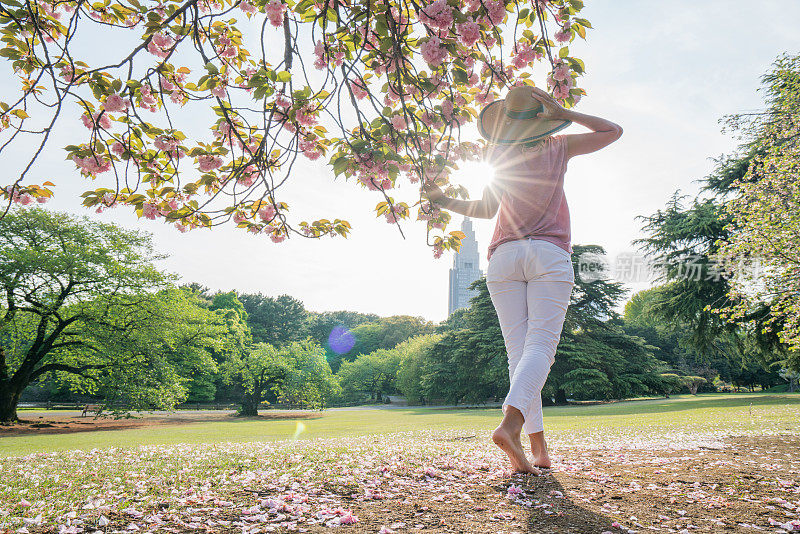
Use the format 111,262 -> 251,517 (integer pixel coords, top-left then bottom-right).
1,410 -> 315,438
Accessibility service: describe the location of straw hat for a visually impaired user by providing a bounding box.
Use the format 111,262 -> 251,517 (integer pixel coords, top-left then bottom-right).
477,86 -> 571,145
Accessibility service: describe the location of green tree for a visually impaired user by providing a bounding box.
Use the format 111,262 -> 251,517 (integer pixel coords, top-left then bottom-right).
210,291 -> 249,323
305,310 -> 380,371
305,311 -> 380,345
395,334 -> 442,405
222,343 -> 288,416
714,54 -> 800,361
336,349 -> 402,403
278,340 -> 340,408
239,293 -> 308,347
0,208 -> 173,422
223,340 -> 338,415
349,316 -> 435,358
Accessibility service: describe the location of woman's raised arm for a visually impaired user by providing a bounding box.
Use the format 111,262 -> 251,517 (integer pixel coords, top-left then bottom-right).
423,181 -> 502,219
529,87 -> 622,158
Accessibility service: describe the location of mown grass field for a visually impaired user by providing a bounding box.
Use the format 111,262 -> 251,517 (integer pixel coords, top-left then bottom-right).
3,393 -> 799,457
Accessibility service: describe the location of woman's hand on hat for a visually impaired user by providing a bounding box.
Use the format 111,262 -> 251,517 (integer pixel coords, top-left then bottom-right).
531,87 -> 567,120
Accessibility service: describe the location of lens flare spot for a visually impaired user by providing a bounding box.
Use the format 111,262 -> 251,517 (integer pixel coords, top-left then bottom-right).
292,421 -> 306,440
328,325 -> 355,354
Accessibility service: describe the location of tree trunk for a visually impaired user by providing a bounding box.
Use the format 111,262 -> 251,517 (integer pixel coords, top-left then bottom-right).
239,399 -> 259,416
239,390 -> 260,416
0,383 -> 21,423
554,389 -> 568,405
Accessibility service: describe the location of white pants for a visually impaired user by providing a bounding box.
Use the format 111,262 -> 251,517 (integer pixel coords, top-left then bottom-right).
486,238 -> 574,435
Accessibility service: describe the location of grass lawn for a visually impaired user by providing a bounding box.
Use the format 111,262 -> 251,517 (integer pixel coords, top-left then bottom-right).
2,393 -> 800,533
3,393 -> 799,457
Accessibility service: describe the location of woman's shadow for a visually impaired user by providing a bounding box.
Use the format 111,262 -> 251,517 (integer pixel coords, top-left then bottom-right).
493,473 -> 614,533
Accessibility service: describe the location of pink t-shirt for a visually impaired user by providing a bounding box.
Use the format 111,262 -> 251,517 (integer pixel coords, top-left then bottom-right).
486,135 -> 571,260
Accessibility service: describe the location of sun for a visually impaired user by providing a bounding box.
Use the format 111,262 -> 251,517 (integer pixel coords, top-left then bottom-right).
449,160 -> 497,199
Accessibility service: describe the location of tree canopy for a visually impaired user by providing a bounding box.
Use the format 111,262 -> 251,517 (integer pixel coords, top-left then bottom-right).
0,0 -> 590,256
0,208 -> 228,421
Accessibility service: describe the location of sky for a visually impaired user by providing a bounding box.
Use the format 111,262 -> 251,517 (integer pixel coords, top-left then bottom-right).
4,0 -> 800,322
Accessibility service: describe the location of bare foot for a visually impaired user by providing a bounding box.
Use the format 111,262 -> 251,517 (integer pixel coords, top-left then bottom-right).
531,453 -> 551,469
492,426 -> 540,474
529,433 -> 552,469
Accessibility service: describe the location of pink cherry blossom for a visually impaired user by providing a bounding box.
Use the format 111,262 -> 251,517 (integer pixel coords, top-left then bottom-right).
72,154 -> 112,175
104,94 -> 128,113
299,137 -> 322,160
239,0 -> 257,13
159,75 -> 176,92
258,205 -> 276,222
552,61 -> 571,81
295,103 -> 317,127
275,92 -> 292,108
139,85 -> 158,108
456,21 -> 481,47
420,0 -> 453,31
421,36 -> 447,66
475,91 -> 496,105
484,0 -> 506,25
441,99 -> 454,122
417,201 -> 441,221
81,111 -> 112,130
384,204 -> 404,223
555,27 -> 571,43
553,85 -> 571,100
349,79 -> 369,100
237,171 -> 257,186
142,202 -> 159,220
147,33 -> 174,57
264,0 -> 286,27
211,83 -> 228,99
154,135 -> 179,152
197,155 -> 223,172
314,40 -> 327,70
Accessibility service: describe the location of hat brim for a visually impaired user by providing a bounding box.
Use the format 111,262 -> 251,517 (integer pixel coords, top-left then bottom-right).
477,100 -> 571,144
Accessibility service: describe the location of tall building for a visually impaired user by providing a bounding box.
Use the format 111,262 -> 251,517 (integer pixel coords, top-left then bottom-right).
448,217 -> 482,316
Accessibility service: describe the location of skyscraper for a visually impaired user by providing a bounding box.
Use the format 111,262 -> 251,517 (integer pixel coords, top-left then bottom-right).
448,217 -> 482,316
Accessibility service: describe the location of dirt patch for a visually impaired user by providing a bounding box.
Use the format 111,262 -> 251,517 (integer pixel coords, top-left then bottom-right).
232,434 -> 799,533
0,410 -> 320,438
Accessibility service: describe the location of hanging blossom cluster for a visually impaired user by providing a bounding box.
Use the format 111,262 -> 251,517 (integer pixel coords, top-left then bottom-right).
0,0 -> 590,254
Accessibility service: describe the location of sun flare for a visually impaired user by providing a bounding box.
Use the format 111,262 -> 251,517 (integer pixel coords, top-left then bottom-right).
449,160 -> 496,199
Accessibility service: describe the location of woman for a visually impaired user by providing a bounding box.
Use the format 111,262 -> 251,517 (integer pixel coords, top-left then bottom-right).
424,86 -> 622,474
